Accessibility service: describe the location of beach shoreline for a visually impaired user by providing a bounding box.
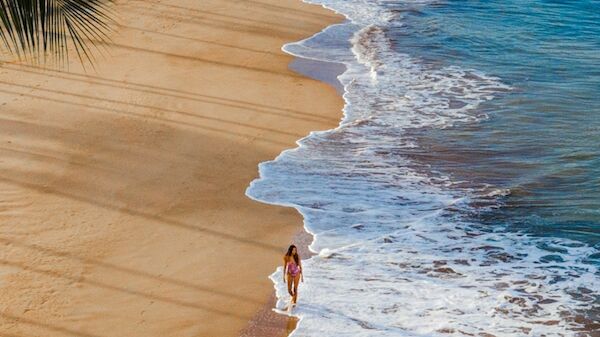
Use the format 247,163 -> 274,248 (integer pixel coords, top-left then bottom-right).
0,1 -> 343,336
241,51 -> 347,336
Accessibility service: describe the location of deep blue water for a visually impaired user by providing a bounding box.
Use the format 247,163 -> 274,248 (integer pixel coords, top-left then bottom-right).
392,0 -> 600,253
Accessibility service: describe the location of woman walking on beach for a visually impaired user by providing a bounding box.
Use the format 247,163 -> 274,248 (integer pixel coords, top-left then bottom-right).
283,244 -> 303,305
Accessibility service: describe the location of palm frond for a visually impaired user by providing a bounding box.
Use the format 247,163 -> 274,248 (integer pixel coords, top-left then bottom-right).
0,0 -> 114,65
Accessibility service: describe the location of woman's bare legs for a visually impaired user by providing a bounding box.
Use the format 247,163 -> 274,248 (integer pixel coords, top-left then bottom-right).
292,274 -> 300,304
287,273 -> 294,299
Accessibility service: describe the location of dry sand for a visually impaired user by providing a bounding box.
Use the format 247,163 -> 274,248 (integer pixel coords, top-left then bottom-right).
0,0 -> 343,336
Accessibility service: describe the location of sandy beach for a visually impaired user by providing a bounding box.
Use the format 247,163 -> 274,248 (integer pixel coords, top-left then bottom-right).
0,0 -> 342,336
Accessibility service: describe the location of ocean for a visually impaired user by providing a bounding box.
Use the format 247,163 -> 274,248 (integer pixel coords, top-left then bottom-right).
246,0 -> 600,336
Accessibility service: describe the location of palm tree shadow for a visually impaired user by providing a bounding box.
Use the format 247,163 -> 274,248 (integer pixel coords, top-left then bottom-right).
0,312 -> 103,337
0,259 -> 249,320
0,237 -> 260,305
0,116 -> 282,253
2,63 -> 338,123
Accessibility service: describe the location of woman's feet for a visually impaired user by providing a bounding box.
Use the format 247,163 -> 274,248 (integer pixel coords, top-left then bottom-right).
287,291 -> 297,307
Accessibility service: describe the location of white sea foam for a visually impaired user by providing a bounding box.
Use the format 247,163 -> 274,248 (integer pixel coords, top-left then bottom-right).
246,0 -> 600,336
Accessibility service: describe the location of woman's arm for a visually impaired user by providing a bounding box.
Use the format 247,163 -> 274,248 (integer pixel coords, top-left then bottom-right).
299,257 -> 304,282
282,256 -> 287,282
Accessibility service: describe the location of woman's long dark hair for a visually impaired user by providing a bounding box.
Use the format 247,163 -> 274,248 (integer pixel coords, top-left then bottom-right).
286,244 -> 299,264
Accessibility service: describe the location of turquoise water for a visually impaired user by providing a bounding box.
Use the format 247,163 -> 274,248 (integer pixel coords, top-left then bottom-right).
249,0 -> 600,335
393,0 -> 600,252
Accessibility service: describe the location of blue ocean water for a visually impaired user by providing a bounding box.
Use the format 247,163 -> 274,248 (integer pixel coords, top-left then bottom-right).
396,0 -> 600,250
247,0 -> 600,336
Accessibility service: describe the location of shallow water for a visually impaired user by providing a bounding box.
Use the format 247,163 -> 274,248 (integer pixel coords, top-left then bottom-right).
247,0 -> 600,336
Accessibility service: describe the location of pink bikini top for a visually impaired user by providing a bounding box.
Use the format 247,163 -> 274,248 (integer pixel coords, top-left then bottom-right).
287,261 -> 300,276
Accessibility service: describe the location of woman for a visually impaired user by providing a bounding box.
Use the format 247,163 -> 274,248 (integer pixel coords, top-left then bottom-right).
283,244 -> 303,305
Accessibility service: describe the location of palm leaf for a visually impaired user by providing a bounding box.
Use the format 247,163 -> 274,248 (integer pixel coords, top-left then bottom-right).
0,0 -> 114,65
